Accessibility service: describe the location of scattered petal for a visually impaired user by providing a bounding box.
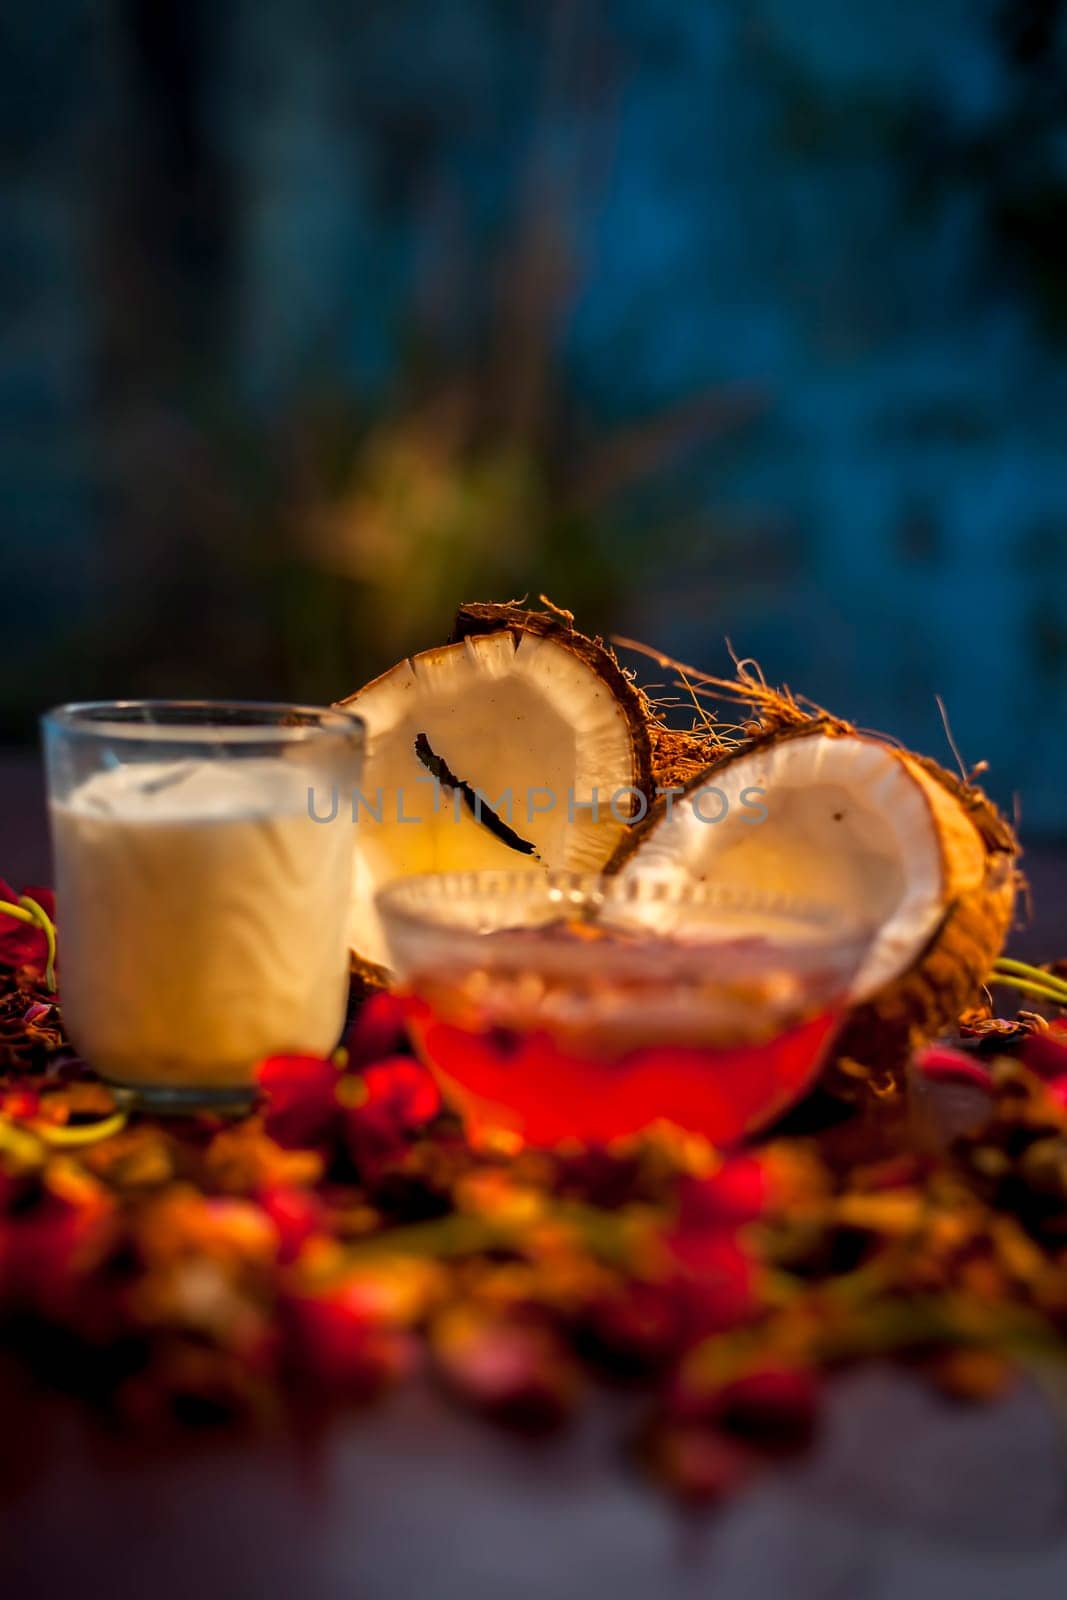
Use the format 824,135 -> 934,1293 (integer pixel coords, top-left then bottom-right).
257,1054 -> 340,1149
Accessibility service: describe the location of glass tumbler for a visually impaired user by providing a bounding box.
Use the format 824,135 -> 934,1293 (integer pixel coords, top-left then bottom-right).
43,701 -> 364,1109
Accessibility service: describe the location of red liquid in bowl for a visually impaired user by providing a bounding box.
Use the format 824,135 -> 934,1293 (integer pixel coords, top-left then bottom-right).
403,972 -> 844,1152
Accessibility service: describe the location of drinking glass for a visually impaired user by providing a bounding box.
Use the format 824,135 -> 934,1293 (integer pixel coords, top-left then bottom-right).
43,701 -> 364,1109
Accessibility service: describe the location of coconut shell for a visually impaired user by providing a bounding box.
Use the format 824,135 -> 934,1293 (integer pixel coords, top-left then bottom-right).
607,714 -> 1020,1080
452,603 -> 738,800
451,600 -> 657,812
834,747 -> 1018,1076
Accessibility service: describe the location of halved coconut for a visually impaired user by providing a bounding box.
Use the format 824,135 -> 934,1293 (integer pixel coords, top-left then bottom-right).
337,603 -> 653,970
609,719 -> 1019,1066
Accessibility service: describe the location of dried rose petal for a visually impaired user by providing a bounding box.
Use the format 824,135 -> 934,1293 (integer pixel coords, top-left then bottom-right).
364,1055 -> 441,1126
0,1086 -> 40,1122
958,1008 -> 1032,1043
709,1366 -> 820,1453
283,1281 -> 414,1394
663,1228 -> 760,1340
1022,1028 -> 1067,1081
432,1305 -> 579,1431
676,1155 -> 771,1231
344,993 -> 410,1067
343,1056 -> 442,1173
1044,1076 -> 1067,1114
914,1044 -> 995,1093
0,1184 -> 114,1320
259,1183 -> 324,1264
582,1279 -> 683,1372
257,1054 -> 340,1149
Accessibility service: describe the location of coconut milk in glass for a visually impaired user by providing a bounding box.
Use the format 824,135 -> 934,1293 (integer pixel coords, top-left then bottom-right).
43,702 -> 363,1109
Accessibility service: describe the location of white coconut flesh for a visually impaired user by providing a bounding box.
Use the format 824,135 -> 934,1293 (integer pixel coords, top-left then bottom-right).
615,733 -> 953,1004
343,627 -> 646,967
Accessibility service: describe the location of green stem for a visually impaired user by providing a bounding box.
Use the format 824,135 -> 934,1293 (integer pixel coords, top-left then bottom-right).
19,895 -> 56,992
342,1200 -> 641,1267
31,1109 -> 128,1147
990,972 -> 1067,1008
993,958 -> 1067,1003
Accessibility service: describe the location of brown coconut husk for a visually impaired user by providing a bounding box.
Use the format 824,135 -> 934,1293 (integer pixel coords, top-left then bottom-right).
834,746 -> 1018,1077
349,951 -> 391,997
453,601 -> 741,797
647,723 -> 726,790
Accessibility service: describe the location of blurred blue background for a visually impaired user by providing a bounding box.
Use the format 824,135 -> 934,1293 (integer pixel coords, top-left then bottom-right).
3,0 -> 1066,827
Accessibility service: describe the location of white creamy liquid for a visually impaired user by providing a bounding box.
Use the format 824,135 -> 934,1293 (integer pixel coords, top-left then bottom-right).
51,758 -> 354,1087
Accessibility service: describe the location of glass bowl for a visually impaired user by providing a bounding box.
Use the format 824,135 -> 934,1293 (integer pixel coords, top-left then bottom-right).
376,871 -> 869,1148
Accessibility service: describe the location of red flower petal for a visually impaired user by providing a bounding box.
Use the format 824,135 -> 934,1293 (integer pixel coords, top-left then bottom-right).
583,1280 -> 684,1371
1043,1074 -> 1067,1113
0,1187 -> 113,1319
256,1054 -> 340,1149
342,1056 -> 442,1174
0,1087 -> 40,1122
258,1184 -> 323,1264
712,1366 -> 821,1452
433,1309 -> 578,1430
361,1056 -> 442,1128
664,1229 -> 760,1339
283,1282 -> 413,1393
345,993 -> 409,1067
914,1044 -> 995,1093
676,1156 -> 770,1231
1022,1029 -> 1067,1080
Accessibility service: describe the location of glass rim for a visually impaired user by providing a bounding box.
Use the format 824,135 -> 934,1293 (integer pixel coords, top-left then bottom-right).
42,699 -> 365,745
376,870 -> 870,991
376,868 -> 848,930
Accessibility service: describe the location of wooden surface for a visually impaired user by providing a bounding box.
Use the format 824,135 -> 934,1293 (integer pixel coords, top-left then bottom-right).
3,748 -> 1067,1598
